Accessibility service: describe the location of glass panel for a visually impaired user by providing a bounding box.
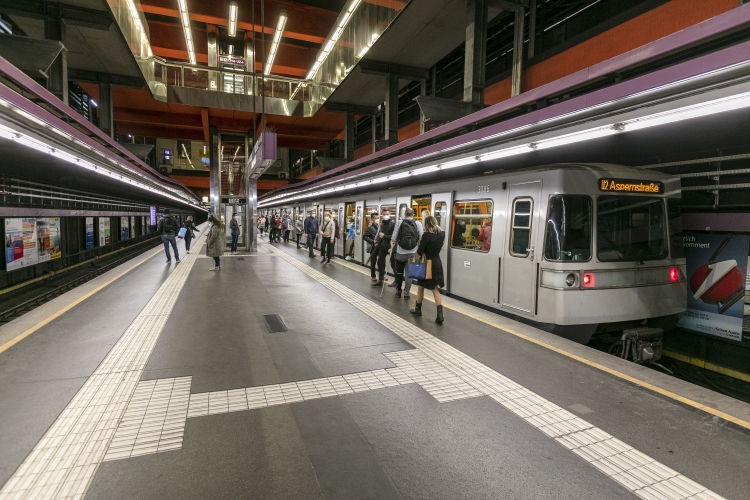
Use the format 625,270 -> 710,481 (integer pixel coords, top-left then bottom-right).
398,204 -> 407,219
668,198 -> 684,259
510,198 -> 533,256
272,80 -> 290,99
220,135 -> 246,197
380,205 -> 396,215
355,206 -> 362,235
451,200 -> 493,252
184,68 -> 209,89
434,202 -> 447,232
597,196 -> 668,262
411,196 -> 431,225
544,196 -> 592,261
364,206 -> 378,228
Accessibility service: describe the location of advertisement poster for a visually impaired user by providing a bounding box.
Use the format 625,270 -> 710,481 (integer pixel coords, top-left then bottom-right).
150,206 -> 157,226
98,217 -> 111,246
37,218 -> 61,263
5,218 -> 38,271
677,233 -> 749,342
86,217 -> 95,250
120,216 -> 129,240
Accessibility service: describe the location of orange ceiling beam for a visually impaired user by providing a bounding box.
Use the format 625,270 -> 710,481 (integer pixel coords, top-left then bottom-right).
140,5 -> 325,44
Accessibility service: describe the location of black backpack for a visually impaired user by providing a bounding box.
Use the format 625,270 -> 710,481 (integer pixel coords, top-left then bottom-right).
162,217 -> 178,234
397,219 -> 418,250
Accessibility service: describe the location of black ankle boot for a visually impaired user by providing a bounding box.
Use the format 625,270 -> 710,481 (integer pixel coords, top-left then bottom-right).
435,305 -> 444,323
410,302 -> 422,316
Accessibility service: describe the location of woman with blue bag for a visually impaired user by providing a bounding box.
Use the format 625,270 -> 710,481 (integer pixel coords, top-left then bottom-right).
409,215 -> 446,323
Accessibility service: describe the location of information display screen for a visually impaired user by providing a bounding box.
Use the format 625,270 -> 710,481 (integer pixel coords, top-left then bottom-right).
599,179 -> 664,194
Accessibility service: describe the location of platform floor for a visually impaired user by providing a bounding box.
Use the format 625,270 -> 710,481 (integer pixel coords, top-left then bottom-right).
0,232 -> 749,500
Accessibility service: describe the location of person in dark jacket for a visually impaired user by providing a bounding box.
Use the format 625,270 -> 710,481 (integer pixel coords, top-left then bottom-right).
303,211 -> 319,257
371,209 -> 395,286
206,216 -> 224,270
229,213 -> 240,254
363,213 -> 380,281
409,215 -> 446,323
157,209 -> 180,264
182,216 -> 199,254
269,214 -> 278,243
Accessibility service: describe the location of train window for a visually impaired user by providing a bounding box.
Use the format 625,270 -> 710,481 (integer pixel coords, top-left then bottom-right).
355,206 -> 362,235
451,200 -> 493,252
510,198 -> 532,256
668,199 -> 684,259
380,205 -> 396,216
398,204 -> 407,220
411,196 -> 431,225
434,202 -> 447,232
544,196 -> 592,261
364,206 -> 379,228
597,196 -> 668,262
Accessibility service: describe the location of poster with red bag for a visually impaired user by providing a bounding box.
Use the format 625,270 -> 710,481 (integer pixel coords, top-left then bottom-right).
677,233 -> 749,342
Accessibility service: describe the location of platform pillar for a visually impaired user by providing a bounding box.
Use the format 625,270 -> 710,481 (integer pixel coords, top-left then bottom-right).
463,0 -> 487,108
98,81 -> 113,138
384,73 -> 399,147
344,111 -> 355,162
209,126 -> 221,217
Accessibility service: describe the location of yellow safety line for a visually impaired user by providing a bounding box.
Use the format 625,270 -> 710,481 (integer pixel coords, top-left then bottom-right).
322,253 -> 750,431
662,349 -> 750,384
0,248 -> 162,356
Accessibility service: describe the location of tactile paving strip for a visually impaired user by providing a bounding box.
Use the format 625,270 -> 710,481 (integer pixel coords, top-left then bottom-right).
265,243 -> 725,500
0,234 -> 207,500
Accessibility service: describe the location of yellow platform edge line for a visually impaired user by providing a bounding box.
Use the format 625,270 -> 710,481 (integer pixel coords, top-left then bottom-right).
0,248 -> 162,356
322,250 -> 750,431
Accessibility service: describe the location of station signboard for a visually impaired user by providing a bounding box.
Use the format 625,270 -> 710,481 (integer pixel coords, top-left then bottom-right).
86,217 -> 95,250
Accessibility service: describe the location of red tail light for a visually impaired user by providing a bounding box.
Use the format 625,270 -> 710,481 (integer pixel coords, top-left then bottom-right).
583,273 -> 594,287
669,267 -> 679,282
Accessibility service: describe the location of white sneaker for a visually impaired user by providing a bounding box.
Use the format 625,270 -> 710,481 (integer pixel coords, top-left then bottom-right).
187,250 -> 190,254
209,267 -> 218,271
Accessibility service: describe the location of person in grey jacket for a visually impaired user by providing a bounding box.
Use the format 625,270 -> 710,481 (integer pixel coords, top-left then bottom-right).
229,213 -> 240,254
206,216 -> 224,271
319,211 -> 336,264
294,215 -> 304,249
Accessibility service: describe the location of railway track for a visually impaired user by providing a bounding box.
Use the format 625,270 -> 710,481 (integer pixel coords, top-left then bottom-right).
0,239 -> 162,325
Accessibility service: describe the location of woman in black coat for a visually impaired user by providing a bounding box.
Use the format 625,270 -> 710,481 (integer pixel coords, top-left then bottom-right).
410,215 -> 446,323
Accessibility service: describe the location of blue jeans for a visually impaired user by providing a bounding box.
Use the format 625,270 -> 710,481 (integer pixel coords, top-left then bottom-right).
162,234 -> 179,261
231,234 -> 239,252
184,235 -> 192,251
307,234 -> 315,257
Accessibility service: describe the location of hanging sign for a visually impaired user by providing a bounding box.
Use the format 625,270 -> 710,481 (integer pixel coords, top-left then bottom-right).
219,55 -> 246,66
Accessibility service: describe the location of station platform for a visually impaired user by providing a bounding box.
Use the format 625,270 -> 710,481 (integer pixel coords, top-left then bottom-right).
0,232 -> 749,500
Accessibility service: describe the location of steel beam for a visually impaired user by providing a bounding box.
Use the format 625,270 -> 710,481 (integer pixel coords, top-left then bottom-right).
528,0 -> 537,58
0,35 -> 63,78
323,101 -> 378,116
358,59 -> 429,81
464,0 -> 488,108
67,68 -> 143,88
344,111 -> 355,162
98,81 -> 113,138
384,73 -> 399,146
44,5 -> 67,105
511,6 -> 525,97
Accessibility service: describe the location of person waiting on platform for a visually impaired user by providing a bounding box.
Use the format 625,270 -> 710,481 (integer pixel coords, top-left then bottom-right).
268,214 -> 277,243
371,209 -> 395,287
157,209 -> 180,264
229,213 -> 240,254
363,213 -> 379,281
304,210 -> 318,258
345,218 -> 355,260
206,216 -> 224,271
319,210 -> 336,264
282,213 -> 291,243
294,214 -> 304,249
182,216 -> 199,254
390,207 -> 423,299
410,215 -> 445,323
264,215 -> 269,235
257,216 -> 264,236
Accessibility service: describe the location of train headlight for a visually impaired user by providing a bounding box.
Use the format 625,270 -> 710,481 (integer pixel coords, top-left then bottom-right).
565,273 -> 577,287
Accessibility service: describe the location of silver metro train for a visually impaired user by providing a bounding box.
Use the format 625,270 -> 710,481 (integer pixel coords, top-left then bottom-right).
262,164 -> 687,343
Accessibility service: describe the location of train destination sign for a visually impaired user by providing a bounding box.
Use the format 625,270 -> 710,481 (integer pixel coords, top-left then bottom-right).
599,178 -> 664,194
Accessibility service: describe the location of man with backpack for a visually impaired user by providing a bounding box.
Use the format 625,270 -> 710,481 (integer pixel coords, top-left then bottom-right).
157,208 -> 180,264
370,208 -> 396,288
390,208 -> 423,299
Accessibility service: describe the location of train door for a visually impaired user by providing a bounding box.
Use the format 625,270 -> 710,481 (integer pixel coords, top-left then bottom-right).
337,203 -> 347,257
431,192 -> 453,292
362,204 -> 379,263
396,197 -> 410,222
501,181 -> 541,315
353,201 -> 364,262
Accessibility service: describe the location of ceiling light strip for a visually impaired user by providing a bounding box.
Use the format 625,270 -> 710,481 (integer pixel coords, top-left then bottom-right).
229,1 -> 238,37
177,0 -> 196,65
265,11 -> 287,75
306,0 -> 361,80
258,89 -> 750,207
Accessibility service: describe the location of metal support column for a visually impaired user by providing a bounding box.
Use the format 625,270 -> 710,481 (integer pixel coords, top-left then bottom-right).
247,179 -> 257,251
344,111 -> 355,162
463,0 -> 487,108
209,126 -> 221,216
44,5 -> 67,105
245,30 -> 255,94
511,6 -> 526,97
371,114 -> 377,154
384,73 -> 399,146
98,81 -> 113,138
207,25 -> 218,91
528,0 -> 537,59
420,79 -> 427,134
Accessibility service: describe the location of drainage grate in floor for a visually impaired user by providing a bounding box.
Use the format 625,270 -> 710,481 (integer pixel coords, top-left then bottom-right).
263,314 -> 288,333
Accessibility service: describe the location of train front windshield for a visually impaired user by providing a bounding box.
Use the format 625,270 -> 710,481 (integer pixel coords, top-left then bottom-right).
596,196 -> 668,262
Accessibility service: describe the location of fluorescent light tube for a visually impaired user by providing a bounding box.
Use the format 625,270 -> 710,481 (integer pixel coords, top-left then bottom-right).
479,145 -> 533,161
229,1 -> 238,36
534,126 -> 619,150
440,157 -> 478,169
624,92 -> 750,132
412,165 -> 439,175
265,11 -> 287,75
389,171 -> 411,180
